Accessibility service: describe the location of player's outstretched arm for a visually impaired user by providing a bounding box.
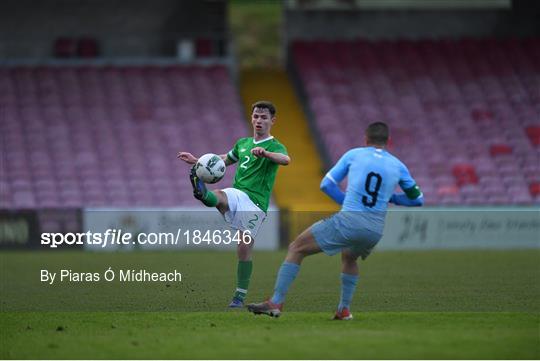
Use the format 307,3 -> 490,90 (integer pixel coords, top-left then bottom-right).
219,154 -> 236,166
319,150 -> 352,205
251,147 -> 290,166
320,176 -> 345,205
389,185 -> 424,207
177,152 -> 198,165
177,152 -> 235,167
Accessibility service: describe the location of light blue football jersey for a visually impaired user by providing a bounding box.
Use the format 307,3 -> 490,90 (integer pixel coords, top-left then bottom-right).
326,147 -> 417,215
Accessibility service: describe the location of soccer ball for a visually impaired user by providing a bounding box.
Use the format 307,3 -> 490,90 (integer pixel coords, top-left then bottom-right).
195,153 -> 226,184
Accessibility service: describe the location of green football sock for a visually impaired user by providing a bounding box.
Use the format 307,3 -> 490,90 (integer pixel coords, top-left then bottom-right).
234,260 -> 253,301
202,191 -> 218,207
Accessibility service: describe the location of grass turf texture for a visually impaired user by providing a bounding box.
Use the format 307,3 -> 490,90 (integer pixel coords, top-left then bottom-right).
1,250 -> 539,359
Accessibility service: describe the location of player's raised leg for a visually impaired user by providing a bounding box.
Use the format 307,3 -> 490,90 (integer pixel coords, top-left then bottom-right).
334,249 -> 360,320
189,166 -> 220,207
247,227 -> 322,317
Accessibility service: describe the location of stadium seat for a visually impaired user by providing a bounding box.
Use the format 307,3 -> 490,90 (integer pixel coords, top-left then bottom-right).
53,37 -> 76,58
489,144 -> 513,156
0,65 -> 245,209
77,38 -> 100,58
291,38 -> 540,205
452,165 -> 479,187
525,126 -> 540,146
529,182 -> 540,197
195,38 -> 213,57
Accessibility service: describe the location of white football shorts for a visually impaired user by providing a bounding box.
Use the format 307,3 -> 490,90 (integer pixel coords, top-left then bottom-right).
221,188 -> 266,237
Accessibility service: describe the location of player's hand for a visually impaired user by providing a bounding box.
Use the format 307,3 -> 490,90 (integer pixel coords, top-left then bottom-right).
251,147 -> 267,158
176,152 -> 198,164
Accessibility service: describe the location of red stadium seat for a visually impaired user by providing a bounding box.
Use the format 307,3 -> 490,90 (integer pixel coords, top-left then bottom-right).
53,37 -> 76,58
529,183 -> 540,197
471,108 -> 494,122
452,164 -> 479,187
525,126 -> 540,146
195,38 -> 213,57
77,38 -> 100,58
489,144 -> 513,156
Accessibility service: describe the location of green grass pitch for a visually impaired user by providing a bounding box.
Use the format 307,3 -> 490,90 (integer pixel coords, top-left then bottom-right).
1,250 -> 539,359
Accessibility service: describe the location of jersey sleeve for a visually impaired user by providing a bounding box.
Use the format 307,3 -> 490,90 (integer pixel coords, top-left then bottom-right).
226,140 -> 240,163
325,149 -> 355,184
398,162 -> 422,199
270,142 -> 288,156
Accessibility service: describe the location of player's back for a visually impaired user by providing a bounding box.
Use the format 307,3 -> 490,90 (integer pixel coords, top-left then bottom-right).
342,147 -> 403,211
329,147 -> 412,233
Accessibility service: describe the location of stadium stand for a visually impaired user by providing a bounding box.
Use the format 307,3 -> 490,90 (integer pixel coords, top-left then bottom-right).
291,38 -> 540,205
0,65 -> 245,209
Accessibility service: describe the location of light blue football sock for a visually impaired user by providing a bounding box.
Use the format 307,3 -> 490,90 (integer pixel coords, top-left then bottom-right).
270,261 -> 300,304
338,272 -> 359,311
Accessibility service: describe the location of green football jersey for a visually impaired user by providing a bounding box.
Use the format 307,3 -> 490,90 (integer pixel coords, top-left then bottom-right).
226,136 -> 288,212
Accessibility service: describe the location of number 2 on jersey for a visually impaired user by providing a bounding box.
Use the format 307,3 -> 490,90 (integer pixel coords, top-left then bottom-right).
240,155 -> 250,169
362,172 -> 382,207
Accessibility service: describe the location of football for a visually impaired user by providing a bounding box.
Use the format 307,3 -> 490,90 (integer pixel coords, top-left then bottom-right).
195,153 -> 226,184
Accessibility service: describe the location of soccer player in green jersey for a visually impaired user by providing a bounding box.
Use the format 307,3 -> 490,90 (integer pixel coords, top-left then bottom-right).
177,101 -> 290,307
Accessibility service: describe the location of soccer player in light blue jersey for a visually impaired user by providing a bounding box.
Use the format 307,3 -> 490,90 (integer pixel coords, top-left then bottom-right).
247,122 -> 424,320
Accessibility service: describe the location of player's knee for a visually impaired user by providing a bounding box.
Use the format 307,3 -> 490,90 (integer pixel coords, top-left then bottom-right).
214,190 -> 228,213
288,239 -> 309,256
285,242 -> 305,264
214,190 -> 226,203
287,241 -> 296,252
342,252 -> 358,265
287,240 -> 301,255
343,259 -> 357,269
237,242 -> 252,260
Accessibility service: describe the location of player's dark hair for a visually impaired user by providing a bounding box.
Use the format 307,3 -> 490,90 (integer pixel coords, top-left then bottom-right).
365,122 -> 389,145
252,101 -> 276,117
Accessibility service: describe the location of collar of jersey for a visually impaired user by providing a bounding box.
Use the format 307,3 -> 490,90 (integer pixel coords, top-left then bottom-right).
253,136 -> 274,144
